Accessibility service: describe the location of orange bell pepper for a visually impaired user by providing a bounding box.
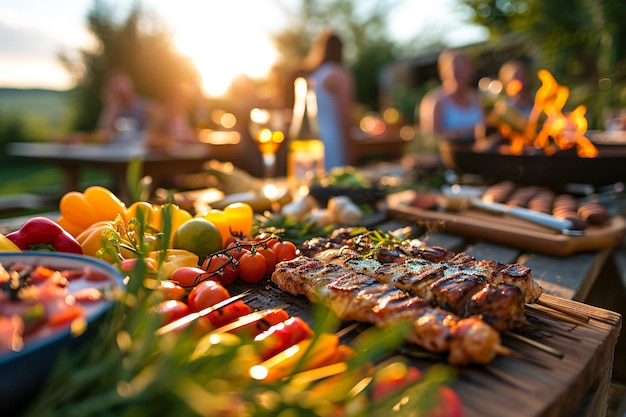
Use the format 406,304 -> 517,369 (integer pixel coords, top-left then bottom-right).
126,202 -> 193,247
57,186 -> 127,237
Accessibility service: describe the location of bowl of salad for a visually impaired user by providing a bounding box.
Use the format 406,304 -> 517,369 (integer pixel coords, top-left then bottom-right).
0,251 -> 125,413
309,166 -> 387,207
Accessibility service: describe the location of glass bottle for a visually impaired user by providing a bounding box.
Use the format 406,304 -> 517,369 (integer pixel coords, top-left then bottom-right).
287,77 -> 325,194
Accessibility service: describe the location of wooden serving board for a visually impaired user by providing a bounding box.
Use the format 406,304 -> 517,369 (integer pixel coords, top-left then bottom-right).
386,191 -> 626,257
233,282 -> 621,417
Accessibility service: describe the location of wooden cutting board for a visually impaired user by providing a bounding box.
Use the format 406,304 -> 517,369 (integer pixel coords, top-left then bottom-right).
386,191 -> 626,257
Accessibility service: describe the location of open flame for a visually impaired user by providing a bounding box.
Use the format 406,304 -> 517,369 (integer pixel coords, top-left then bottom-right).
499,69 -> 598,158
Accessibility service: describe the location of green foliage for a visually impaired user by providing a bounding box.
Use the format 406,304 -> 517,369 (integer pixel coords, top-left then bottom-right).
459,0 -> 626,127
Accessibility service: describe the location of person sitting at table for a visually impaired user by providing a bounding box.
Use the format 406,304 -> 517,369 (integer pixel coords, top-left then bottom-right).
418,48 -> 486,147
95,70 -> 158,144
148,81 -> 200,149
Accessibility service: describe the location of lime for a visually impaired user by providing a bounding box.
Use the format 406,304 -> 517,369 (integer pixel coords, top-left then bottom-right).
172,218 -> 222,260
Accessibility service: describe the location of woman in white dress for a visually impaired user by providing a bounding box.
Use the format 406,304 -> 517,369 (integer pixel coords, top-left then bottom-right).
306,30 -> 356,170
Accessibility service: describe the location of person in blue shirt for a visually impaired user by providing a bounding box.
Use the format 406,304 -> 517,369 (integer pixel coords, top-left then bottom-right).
418,48 -> 486,146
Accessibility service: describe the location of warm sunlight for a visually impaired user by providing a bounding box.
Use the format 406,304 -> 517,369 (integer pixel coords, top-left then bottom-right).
170,3 -> 279,97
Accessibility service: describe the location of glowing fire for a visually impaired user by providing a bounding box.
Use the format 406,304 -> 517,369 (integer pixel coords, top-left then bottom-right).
500,69 -> 598,158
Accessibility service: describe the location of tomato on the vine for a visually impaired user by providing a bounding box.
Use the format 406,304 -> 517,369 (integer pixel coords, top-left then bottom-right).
187,280 -> 231,312
202,253 -> 238,286
170,266 -> 212,288
272,241 -> 298,262
226,240 -> 252,260
258,248 -> 277,276
237,251 -> 266,283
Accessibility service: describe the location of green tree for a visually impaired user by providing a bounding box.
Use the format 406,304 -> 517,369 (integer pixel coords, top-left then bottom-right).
62,0 -> 199,131
459,0 -> 626,126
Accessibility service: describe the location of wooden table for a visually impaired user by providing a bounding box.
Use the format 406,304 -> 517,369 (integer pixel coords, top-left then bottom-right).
0,185 -> 623,416
7,142 -> 214,203
234,212 -> 623,417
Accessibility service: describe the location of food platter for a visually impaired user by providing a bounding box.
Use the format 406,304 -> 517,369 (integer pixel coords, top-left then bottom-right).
0,251 -> 125,413
386,190 -> 626,256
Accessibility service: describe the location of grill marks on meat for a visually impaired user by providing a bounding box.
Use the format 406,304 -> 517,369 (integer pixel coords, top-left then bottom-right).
313,249 -> 527,331
272,256 -> 501,365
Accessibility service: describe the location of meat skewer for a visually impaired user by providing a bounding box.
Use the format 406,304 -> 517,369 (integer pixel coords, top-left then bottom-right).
301,228 -> 542,304
312,248 -> 526,331
271,255 -> 507,365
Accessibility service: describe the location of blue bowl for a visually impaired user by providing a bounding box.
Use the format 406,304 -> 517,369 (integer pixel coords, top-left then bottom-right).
0,252 -> 125,414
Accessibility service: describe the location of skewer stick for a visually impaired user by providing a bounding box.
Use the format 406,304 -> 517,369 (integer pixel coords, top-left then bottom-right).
533,299 -> 590,323
525,303 -> 588,326
503,331 -> 564,359
491,346 -> 552,369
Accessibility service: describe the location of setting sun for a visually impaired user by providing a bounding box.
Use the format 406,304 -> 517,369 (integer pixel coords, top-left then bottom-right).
169,3 -> 279,97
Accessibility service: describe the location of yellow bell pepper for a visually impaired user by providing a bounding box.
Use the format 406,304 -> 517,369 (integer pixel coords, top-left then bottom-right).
0,233 -> 21,252
126,202 -> 192,247
58,186 -> 127,237
223,202 -> 254,239
148,249 -> 199,279
76,220 -> 137,262
196,209 -> 230,248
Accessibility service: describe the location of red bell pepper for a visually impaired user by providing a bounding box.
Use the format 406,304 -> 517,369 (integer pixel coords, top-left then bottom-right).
254,316 -> 314,360
6,217 -> 83,255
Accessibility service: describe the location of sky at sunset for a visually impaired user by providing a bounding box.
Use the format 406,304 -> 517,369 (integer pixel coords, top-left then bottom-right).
0,0 -> 487,93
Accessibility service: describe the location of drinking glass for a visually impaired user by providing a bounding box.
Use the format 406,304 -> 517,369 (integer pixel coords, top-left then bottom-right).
249,108 -> 287,198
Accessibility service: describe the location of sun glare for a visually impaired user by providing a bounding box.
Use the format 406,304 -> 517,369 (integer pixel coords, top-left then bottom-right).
170,3 -> 279,97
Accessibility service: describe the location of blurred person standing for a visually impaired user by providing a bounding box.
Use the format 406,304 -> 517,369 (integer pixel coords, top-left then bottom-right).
418,48 -> 486,146
305,30 -> 356,169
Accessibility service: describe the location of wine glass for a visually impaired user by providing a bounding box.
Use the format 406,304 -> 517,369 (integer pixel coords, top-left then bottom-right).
249,108 -> 287,199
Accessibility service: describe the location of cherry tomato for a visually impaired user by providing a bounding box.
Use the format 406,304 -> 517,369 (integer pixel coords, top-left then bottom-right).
272,241 -> 298,262
155,299 -> 190,325
202,253 -> 238,286
154,280 -> 186,300
207,299 -> 253,328
226,240 -> 252,260
170,266 -> 212,287
187,280 -> 231,312
237,251 -> 266,283
258,248 -> 277,276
